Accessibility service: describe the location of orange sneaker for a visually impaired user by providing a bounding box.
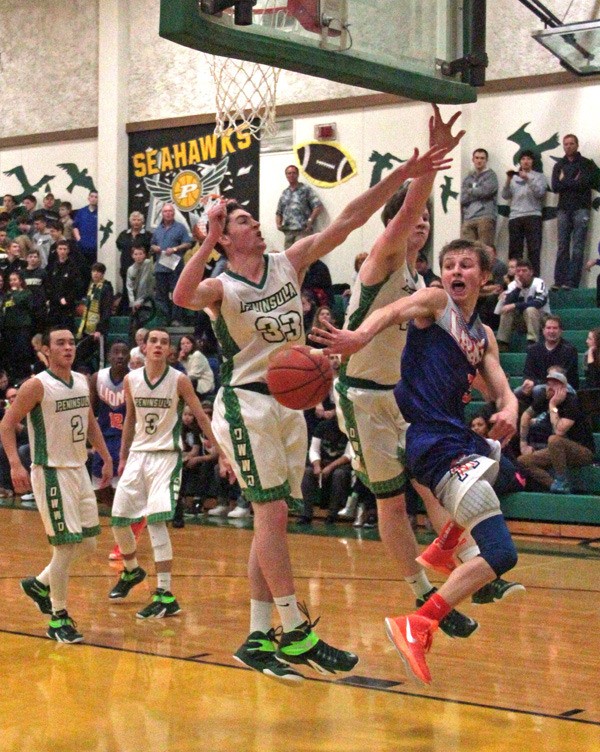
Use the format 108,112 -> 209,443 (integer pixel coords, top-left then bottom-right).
108,545 -> 122,561
384,613 -> 438,685
416,537 -> 462,576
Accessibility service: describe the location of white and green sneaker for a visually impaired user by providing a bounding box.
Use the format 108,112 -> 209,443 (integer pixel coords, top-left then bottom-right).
234,629 -> 303,683
136,589 -> 181,619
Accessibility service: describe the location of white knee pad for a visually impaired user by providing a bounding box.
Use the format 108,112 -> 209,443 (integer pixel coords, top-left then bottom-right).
454,480 -> 501,529
147,522 -> 173,563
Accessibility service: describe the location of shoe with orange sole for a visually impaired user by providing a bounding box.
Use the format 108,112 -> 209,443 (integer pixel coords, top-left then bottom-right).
108,519 -> 148,561
416,536 -> 464,576
384,613 -> 438,685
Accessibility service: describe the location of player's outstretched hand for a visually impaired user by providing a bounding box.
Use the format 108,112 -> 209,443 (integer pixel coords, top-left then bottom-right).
403,146 -> 453,180
309,319 -> 368,357
488,408 -> 517,447
99,457 -> 114,489
429,103 -> 465,153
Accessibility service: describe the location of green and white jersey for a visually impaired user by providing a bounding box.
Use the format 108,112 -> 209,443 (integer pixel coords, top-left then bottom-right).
28,370 -> 90,468
215,252 -> 304,386
129,366 -> 183,452
341,262 -> 425,388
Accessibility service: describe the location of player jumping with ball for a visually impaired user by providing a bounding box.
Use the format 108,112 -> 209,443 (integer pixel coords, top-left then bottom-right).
174,141 -> 452,681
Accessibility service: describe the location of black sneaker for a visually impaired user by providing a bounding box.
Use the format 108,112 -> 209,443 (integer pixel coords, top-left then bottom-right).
275,603 -> 358,675
136,589 -> 182,619
21,577 -> 52,614
234,629 -> 303,683
417,587 -> 479,639
109,566 -> 146,599
47,610 -> 83,643
472,578 -> 525,605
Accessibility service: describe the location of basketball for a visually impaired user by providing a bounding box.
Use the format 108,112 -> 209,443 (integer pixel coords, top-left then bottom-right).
267,345 -> 334,410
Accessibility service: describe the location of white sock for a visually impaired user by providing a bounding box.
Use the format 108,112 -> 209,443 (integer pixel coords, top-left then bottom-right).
48,544 -> 77,613
37,568 -> 51,587
273,594 -> 304,632
113,526 -> 138,570
404,569 -> 433,598
250,599 -> 273,634
157,572 -> 171,591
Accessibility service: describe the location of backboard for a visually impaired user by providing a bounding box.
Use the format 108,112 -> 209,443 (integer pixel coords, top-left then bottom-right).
532,19 -> 600,76
159,0 -> 484,104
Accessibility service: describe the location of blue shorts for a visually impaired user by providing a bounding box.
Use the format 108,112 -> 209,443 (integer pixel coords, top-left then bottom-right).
92,436 -> 120,479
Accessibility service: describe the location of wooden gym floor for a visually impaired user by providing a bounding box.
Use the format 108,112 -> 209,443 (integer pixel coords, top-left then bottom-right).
1,506 -> 599,752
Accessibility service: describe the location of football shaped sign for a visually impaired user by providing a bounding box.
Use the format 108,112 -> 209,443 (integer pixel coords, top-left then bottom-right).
294,141 -> 357,188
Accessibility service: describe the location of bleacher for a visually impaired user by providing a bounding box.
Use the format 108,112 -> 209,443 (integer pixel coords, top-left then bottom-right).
465,287 -> 600,535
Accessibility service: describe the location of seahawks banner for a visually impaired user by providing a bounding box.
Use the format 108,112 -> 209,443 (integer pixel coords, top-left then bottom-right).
128,123 -> 259,237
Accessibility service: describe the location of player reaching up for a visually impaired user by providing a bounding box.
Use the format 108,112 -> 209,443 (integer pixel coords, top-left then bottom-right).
173,141 -> 452,681
311,239 -> 522,685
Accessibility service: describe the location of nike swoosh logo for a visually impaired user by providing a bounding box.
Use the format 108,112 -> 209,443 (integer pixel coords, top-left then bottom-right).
405,619 -> 418,644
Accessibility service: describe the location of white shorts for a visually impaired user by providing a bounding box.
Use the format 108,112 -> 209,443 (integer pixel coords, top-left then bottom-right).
335,383 -> 407,497
32,465 -> 99,546
212,386 -> 307,507
112,451 -> 182,526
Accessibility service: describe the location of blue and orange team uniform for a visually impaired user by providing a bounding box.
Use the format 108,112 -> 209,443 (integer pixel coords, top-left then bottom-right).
92,366 -> 127,479
395,294 -> 490,492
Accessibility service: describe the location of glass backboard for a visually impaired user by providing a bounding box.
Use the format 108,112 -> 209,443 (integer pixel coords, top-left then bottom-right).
160,0 -> 482,104
532,19 -> 600,76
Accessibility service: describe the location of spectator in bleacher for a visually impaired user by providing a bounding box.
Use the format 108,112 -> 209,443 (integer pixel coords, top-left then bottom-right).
515,315 -> 579,408
126,242 -> 155,332
31,333 -> 48,373
22,249 -> 47,335
45,239 -> 81,332
460,147 -> 498,246
301,258 -> 334,308
16,216 -> 33,240
117,211 -> 152,310
150,203 -> 191,324
495,258 -> 550,351
415,253 -> 440,287
3,240 -> 26,283
0,229 -> 9,252
583,328 -> 600,389
1,272 -> 34,381
46,220 -> 84,280
42,192 -> 60,221
518,367 -> 595,494
0,384 -> 28,498
13,233 -> 33,260
477,245 -> 507,327
299,413 -> 352,526
177,334 -> 214,397
31,211 -> 52,268
58,202 -> 74,240
76,262 -> 114,368
129,327 -> 147,364
72,190 -> 98,273
301,290 -> 317,334
21,195 -> 37,222
501,150 -> 548,277
551,134 -> 594,290
309,306 -> 333,349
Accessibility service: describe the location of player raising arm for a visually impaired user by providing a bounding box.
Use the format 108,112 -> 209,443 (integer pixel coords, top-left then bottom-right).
311,239 -> 522,686
171,130 -> 453,682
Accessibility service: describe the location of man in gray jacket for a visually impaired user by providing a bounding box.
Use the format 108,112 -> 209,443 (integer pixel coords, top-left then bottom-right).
501,149 -> 548,277
460,148 -> 498,246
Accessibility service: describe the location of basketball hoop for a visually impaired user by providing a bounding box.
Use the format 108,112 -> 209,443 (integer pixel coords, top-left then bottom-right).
206,55 -> 281,140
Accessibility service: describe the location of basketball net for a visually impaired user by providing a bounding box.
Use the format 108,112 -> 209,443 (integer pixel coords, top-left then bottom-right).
206,55 -> 281,140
